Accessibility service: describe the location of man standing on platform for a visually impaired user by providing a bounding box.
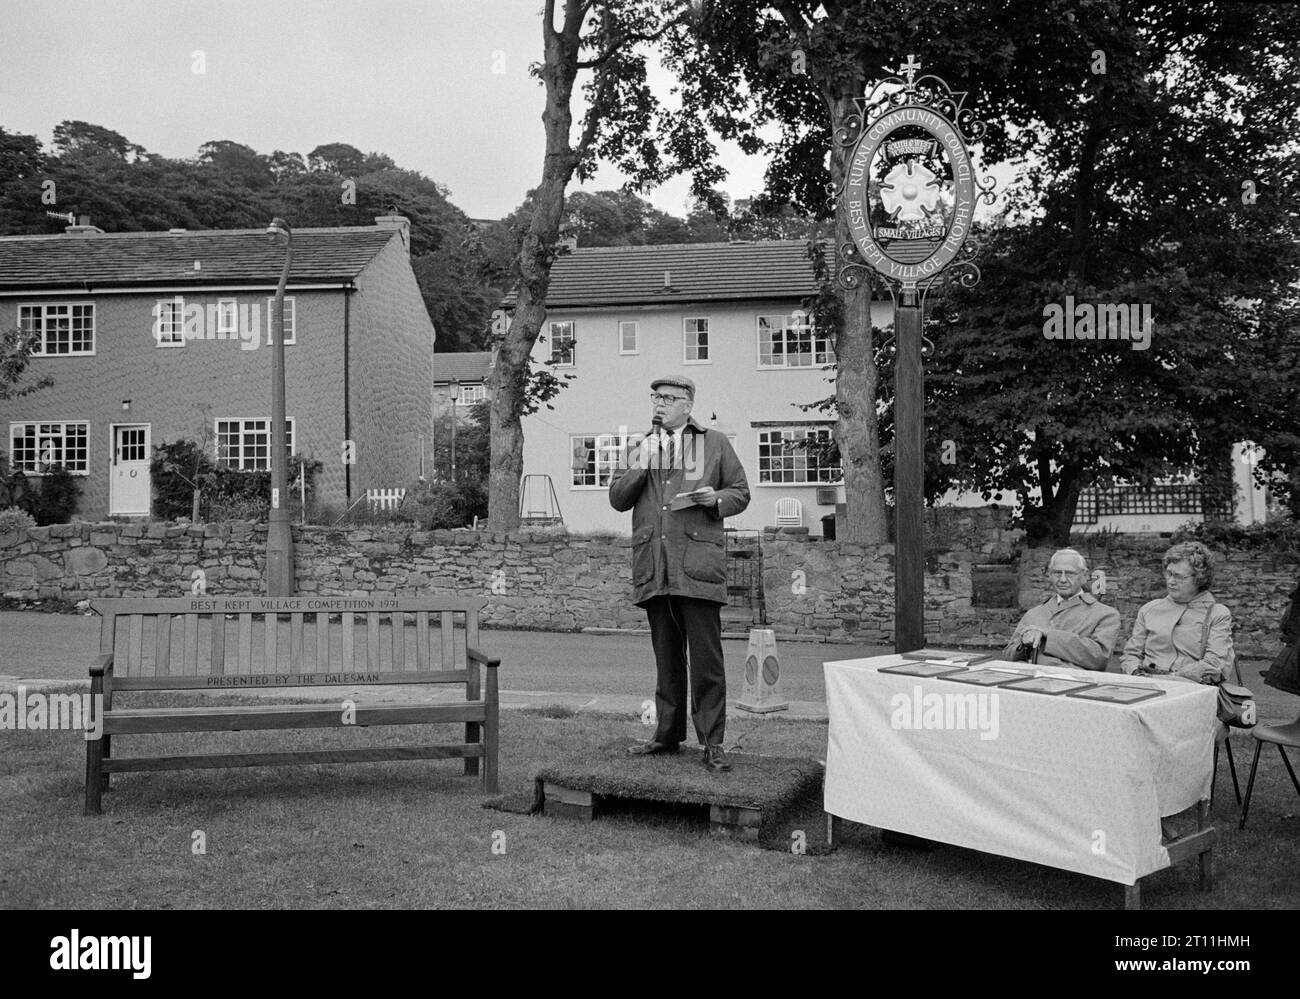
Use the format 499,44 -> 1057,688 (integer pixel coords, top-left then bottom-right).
1002,548 -> 1121,670
610,375 -> 750,772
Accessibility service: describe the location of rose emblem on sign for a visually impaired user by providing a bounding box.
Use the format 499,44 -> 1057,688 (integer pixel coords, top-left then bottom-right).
880,160 -> 941,221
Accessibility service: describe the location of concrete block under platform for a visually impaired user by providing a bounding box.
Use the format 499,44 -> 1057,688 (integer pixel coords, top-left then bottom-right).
534,742 -> 822,843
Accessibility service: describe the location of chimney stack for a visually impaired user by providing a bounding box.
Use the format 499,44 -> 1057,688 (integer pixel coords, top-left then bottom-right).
374,207 -> 411,255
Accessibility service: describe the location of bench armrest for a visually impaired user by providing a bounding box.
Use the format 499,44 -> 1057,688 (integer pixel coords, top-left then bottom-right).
466,646 -> 500,669
89,653 -> 114,678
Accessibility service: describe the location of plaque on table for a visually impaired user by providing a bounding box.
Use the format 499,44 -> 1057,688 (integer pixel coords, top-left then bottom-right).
899,649 -> 994,667
879,661 -> 970,678
940,668 -> 1031,687
1001,675 -> 1097,696
1067,683 -> 1166,705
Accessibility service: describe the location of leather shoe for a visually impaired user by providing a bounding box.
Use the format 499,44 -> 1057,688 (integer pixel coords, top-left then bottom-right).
702,745 -> 731,772
627,741 -> 679,756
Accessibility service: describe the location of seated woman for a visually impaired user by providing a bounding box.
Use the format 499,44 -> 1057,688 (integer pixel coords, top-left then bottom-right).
1120,540 -> 1234,684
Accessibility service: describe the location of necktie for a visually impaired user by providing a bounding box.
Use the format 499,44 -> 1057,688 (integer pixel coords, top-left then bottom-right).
664,432 -> 675,471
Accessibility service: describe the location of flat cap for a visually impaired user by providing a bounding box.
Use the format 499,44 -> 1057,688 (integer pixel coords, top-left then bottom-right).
650,374 -> 696,398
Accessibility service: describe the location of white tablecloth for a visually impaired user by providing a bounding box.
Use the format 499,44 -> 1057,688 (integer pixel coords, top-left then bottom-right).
823,656 -> 1219,885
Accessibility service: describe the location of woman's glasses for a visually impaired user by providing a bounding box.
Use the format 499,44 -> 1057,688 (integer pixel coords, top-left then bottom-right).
1164,570 -> 1193,583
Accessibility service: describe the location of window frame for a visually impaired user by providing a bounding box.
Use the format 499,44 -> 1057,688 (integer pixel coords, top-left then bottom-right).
8,420 -> 91,475
153,297 -> 186,347
19,302 -> 96,356
265,296 -> 297,345
756,425 -> 842,485
683,316 -> 710,364
213,417 -> 297,471
216,298 -> 238,336
548,320 -> 576,367
756,314 -> 835,369
569,432 -> 624,489
618,320 -> 639,355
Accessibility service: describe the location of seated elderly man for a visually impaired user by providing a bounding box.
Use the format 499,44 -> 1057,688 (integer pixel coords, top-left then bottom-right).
1002,548 -> 1121,670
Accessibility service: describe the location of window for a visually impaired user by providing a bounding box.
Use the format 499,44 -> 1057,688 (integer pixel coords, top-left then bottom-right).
570,433 -> 624,487
683,318 -> 709,363
19,303 -> 95,354
215,418 -> 296,471
758,315 -> 835,367
549,321 -> 575,366
457,383 -> 487,405
619,321 -> 639,354
217,299 -> 238,336
9,422 -> 89,474
153,298 -> 185,346
265,296 -> 296,344
757,426 -> 841,484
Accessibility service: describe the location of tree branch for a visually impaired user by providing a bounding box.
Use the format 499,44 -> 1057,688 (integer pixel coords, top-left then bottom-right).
575,10 -> 689,69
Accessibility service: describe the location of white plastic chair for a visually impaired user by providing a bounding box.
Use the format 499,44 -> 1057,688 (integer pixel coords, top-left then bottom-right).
774,497 -> 803,528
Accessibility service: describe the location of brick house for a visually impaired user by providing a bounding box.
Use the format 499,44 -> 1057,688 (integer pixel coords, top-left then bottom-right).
433,350 -> 494,419
0,214 -> 435,519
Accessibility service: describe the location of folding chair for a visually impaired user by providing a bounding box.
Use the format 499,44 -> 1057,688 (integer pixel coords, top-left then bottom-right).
1238,712 -> 1300,830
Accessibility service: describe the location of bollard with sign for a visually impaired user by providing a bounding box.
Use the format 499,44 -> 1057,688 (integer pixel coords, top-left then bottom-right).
738,628 -> 788,714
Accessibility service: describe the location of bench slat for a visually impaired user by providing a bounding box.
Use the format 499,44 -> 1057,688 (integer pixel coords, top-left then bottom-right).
416,612 -> 429,670
110,670 -> 472,691
128,615 -> 143,674
265,612 -> 278,672
185,615 -> 200,675
290,613 -> 304,674
103,701 -> 488,733
93,596 -> 488,615
342,614 -> 354,670
441,612 -> 454,669
316,614 -> 329,671
210,613 -> 225,675
102,745 -> 485,773
156,613 -> 172,676
238,614 -> 252,675
366,613 -> 380,671
393,613 -> 405,669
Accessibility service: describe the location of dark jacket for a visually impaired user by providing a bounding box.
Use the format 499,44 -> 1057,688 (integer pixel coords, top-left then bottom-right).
608,417 -> 750,606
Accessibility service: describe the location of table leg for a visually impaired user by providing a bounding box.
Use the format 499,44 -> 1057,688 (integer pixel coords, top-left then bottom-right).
826,812 -> 842,848
1197,799 -> 1213,891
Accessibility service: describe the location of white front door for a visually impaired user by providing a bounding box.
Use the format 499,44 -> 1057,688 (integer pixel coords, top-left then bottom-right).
110,424 -> 151,515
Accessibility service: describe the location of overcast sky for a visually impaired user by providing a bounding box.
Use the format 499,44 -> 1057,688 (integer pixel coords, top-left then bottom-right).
0,0 -> 774,220
2,0 -> 1018,222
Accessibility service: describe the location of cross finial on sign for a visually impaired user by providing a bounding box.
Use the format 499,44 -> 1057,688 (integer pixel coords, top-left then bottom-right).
901,54 -> 921,85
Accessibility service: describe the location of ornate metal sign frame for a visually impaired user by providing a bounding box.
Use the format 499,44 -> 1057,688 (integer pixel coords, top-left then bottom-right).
835,55 -> 997,306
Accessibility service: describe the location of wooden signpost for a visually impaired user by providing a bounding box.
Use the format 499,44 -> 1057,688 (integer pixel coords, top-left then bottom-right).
837,55 -> 996,652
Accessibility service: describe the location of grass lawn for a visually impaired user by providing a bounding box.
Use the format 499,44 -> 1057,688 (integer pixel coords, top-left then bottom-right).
2,703 -> 1297,909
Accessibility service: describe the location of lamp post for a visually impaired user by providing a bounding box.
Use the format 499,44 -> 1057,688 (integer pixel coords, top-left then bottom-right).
448,377 -> 461,482
265,217 -> 294,597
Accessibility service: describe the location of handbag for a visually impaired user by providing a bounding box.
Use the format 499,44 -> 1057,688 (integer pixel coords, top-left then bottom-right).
1202,605 -> 1256,727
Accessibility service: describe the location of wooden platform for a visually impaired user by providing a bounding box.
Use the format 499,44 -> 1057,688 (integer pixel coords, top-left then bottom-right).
536,743 -> 821,843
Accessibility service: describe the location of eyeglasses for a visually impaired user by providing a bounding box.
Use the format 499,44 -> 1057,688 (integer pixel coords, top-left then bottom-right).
1164,570 -> 1194,583
1047,569 -> 1083,578
650,392 -> 688,405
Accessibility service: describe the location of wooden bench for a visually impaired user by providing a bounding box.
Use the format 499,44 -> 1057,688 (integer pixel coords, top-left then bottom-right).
84,595 -> 499,815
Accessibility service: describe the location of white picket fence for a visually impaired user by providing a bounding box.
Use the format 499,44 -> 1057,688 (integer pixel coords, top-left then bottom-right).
366,488 -> 406,512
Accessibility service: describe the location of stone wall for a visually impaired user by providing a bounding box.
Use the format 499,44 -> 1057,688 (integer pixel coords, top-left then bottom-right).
0,522 -> 642,632
2,515 -> 1295,660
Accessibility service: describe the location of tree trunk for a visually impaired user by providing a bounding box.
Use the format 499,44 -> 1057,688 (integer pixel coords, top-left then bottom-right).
487,0 -> 582,531
828,93 -> 889,544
